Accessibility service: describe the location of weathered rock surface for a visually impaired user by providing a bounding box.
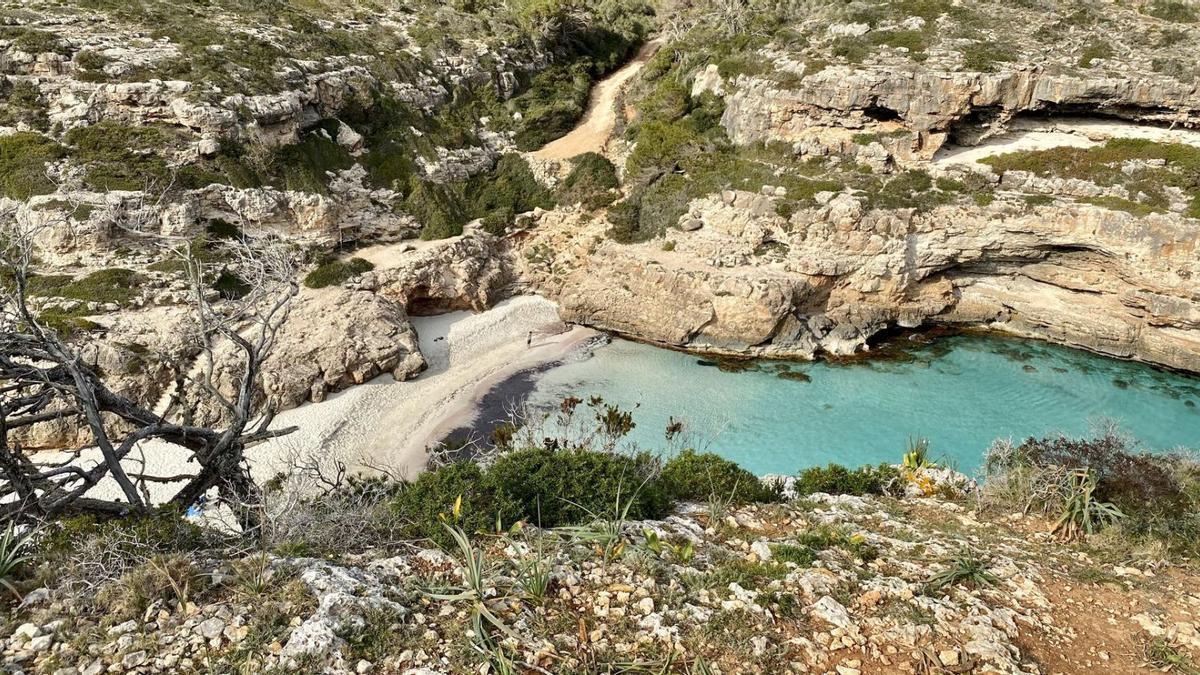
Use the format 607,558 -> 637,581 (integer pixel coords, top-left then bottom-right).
261,289 -> 426,409
523,193 -> 1200,372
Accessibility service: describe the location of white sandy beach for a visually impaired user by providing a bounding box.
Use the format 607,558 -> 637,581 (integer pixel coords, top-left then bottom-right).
33,295 -> 598,505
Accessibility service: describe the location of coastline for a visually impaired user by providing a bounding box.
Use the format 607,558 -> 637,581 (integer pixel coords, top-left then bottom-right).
34,295 -> 598,504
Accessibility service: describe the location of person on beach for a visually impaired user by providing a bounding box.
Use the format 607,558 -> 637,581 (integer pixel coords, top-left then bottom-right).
527,331 -> 533,347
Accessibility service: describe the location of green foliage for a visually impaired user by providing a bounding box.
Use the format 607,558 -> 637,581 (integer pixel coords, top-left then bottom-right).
661,450 -> 782,504
391,462 -> 512,546
1077,40 -> 1114,68
36,309 -> 102,337
0,522 -> 34,600
5,28 -> 70,55
926,550 -> 997,591
467,153 -> 555,232
1053,469 -> 1125,540
49,268 -> 145,307
868,29 -> 928,59
406,179 -> 469,240
212,269 -> 251,300
831,37 -> 871,63
981,139 -> 1200,217
38,508 -> 207,560
1142,0 -> 1199,22
558,152 -> 619,208
64,122 -> 180,191
303,257 -> 375,289
270,126 -> 355,194
486,447 -> 670,528
0,80 -> 49,130
0,132 -> 64,199
961,42 -> 1017,72
405,154 -> 554,239
794,463 -> 899,497
901,437 -> 935,470
772,525 -> 875,566
393,447 -> 677,545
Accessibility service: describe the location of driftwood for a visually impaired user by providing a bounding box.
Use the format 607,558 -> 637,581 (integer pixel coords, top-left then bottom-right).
0,199 -> 297,534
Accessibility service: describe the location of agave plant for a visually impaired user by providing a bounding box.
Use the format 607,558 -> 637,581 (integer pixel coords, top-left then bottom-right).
927,549 -> 998,591
424,499 -> 519,650
902,436 -> 935,470
0,522 -> 34,600
1053,469 -> 1124,540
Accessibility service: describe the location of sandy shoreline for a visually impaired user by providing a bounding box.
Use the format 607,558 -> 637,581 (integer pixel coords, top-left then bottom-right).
34,296 -> 599,504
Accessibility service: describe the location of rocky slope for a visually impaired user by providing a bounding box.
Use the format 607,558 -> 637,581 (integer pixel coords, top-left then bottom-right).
5,474 -> 1200,674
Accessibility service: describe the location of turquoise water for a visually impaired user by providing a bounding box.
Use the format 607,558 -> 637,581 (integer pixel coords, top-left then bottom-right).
522,334 -> 1200,476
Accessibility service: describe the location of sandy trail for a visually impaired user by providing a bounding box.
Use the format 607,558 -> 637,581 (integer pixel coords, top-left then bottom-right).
933,116 -> 1200,167
532,39 -> 661,161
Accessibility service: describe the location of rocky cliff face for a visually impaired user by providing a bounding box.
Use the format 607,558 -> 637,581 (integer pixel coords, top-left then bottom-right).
524,192 -> 1200,372
518,0 -> 1200,375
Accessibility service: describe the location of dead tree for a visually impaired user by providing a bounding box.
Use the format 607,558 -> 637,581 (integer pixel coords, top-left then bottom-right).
0,203 -> 298,535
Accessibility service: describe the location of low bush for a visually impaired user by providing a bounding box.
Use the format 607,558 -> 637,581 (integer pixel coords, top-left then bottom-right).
487,447 -> 671,527
391,447 -> 671,546
794,463 -> 899,497
0,132 -> 63,199
661,449 -> 782,504
405,154 -> 554,239
59,268 -> 145,306
1142,0 -> 1199,22
982,432 -> 1200,554
558,152 -> 619,209
303,257 -> 374,289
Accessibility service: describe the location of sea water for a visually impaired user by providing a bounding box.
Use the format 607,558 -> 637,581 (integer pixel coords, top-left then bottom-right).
520,334 -> 1200,476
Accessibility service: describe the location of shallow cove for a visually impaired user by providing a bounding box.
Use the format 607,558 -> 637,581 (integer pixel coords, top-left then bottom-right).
515,334 -> 1200,476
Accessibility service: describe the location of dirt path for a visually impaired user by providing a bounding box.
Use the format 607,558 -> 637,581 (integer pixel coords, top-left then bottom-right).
532,39 -> 662,161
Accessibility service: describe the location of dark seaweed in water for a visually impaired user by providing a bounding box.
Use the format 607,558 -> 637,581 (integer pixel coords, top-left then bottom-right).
696,357 -> 762,373
777,370 -> 812,382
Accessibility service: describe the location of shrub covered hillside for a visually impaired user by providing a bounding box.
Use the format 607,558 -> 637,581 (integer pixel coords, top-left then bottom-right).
5,408 -> 1200,673
0,0 -> 652,242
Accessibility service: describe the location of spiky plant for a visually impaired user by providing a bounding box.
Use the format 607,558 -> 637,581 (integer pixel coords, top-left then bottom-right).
1053,469 -> 1124,540
927,550 -> 998,592
0,522 -> 33,600
902,436 -> 935,470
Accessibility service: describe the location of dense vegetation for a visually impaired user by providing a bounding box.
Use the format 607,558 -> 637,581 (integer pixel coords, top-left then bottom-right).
981,139 -> 1200,217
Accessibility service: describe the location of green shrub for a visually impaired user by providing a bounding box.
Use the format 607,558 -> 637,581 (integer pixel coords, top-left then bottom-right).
303,257 -> 374,289
559,152 -> 619,208
0,132 -> 63,199
406,179 -> 468,240
36,309 -> 101,337
661,450 -> 782,504
0,80 -> 49,130
8,28 -> 69,55
868,29 -> 928,59
58,268 -> 145,306
467,153 -> 554,229
269,126 -> 355,194
1142,0 -> 1199,22
1077,41 -> 1114,68
64,122 -> 178,191
486,447 -> 672,528
393,447 -> 673,545
794,463 -> 899,496
212,270 -> 250,300
961,43 -> 1017,72
391,462 -> 517,546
